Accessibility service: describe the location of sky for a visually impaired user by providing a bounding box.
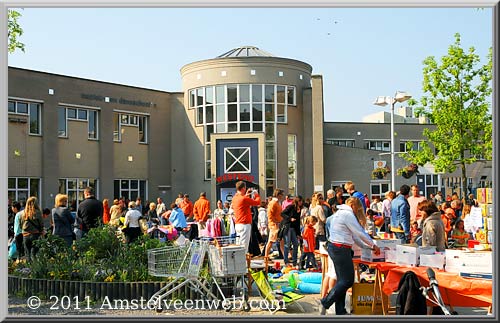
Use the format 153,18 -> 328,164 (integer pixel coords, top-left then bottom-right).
7,7 -> 493,122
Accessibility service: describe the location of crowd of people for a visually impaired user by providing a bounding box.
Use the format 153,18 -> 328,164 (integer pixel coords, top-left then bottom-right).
7,180 -> 482,315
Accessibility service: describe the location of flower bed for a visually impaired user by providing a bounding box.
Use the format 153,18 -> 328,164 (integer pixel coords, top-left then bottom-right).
8,226 -> 209,302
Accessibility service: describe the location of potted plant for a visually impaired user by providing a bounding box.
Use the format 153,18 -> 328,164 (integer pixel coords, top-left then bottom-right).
371,166 -> 390,179
397,163 -> 419,179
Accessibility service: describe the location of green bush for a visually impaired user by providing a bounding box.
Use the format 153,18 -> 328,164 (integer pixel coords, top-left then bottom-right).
10,226 -> 170,282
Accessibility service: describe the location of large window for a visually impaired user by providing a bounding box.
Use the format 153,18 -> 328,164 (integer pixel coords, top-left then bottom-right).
58,106 -> 98,139
400,140 -> 423,152
189,84 -> 295,128
59,178 -> 98,211
370,182 -> 390,200
8,100 -> 42,135
113,112 -> 148,144
288,134 -> 297,196
195,84 -> 295,186
8,178 -> 41,205
114,179 -> 147,201
365,140 -> 390,151
325,139 -> 355,147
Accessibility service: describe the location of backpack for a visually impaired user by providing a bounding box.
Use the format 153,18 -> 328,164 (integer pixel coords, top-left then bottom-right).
395,271 -> 427,315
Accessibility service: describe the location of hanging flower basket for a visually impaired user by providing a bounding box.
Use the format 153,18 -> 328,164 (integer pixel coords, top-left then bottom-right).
371,166 -> 390,179
397,163 -> 419,179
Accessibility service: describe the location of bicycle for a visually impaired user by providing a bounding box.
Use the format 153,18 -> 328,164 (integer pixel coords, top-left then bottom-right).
420,267 -> 458,315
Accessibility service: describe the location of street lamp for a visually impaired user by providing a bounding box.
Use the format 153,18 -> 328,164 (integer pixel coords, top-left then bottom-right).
373,91 -> 412,191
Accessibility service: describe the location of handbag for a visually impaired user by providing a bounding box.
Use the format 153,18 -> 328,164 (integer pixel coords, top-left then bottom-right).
277,222 -> 289,240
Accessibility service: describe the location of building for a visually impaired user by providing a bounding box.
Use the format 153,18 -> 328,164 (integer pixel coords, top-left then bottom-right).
8,46 -> 324,209
8,46 -> 491,209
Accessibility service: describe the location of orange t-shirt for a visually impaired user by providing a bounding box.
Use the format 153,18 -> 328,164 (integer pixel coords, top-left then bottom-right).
231,192 -> 261,225
267,198 -> 283,224
193,197 -> 211,222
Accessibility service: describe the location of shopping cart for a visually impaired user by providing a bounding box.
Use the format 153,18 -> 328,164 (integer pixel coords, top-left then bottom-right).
206,236 -> 250,312
148,239 -> 217,312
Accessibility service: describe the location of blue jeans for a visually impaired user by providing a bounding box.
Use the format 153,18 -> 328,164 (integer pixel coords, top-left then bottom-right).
321,243 -> 354,315
284,229 -> 298,265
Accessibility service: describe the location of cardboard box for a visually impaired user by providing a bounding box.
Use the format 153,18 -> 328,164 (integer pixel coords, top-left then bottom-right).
486,188 -> 493,204
361,248 -> 384,262
486,217 -> 493,231
486,204 -> 493,217
419,253 -> 445,270
351,283 -> 383,315
396,244 -> 436,267
460,251 -> 492,274
487,231 -> 493,244
445,249 -> 464,273
477,188 -> 486,204
361,239 -> 401,262
385,249 -> 397,263
479,204 -> 488,217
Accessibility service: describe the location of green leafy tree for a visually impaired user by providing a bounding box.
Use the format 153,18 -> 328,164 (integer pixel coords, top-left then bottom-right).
405,33 -> 492,198
8,9 -> 25,53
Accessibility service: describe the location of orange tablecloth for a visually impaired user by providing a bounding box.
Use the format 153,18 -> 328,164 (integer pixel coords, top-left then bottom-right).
382,266 -> 492,307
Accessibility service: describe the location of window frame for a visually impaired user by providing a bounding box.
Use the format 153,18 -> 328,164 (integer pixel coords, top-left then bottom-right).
223,147 -> 251,174
59,105 -> 100,140
113,111 -> 149,144
113,179 -> 148,201
8,177 -> 41,206
59,178 -> 99,211
8,99 -> 42,136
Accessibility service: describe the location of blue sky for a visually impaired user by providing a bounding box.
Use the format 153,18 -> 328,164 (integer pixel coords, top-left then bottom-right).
8,7 -> 493,122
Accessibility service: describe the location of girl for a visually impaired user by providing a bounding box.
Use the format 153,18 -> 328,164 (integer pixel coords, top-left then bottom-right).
300,215 -> 318,271
451,219 -> 469,248
410,220 -> 422,244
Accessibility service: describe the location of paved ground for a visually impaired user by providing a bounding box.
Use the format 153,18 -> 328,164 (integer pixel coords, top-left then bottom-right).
7,293 -> 490,317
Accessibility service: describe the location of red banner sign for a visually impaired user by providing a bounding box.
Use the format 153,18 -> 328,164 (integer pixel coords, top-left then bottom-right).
216,173 -> 255,184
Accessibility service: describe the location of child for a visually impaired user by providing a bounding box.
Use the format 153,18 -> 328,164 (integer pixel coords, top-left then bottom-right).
300,215 -> 318,271
410,220 -> 422,243
365,209 -> 376,237
451,219 -> 469,248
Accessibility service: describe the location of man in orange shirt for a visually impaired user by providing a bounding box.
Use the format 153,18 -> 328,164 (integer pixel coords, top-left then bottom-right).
193,192 -> 211,230
264,188 -> 285,259
180,194 -> 194,221
231,181 -> 261,253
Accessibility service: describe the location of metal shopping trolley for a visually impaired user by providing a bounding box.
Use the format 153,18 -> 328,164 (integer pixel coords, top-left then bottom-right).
206,236 -> 250,312
148,239 -> 217,312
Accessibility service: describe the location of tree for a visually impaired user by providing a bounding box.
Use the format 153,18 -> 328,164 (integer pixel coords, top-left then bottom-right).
404,33 -> 492,198
8,9 -> 25,53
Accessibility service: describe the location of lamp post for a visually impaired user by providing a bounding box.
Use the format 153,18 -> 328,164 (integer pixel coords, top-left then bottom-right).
373,91 -> 412,191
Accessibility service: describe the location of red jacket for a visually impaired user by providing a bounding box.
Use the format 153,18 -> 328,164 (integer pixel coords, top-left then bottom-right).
302,224 -> 316,253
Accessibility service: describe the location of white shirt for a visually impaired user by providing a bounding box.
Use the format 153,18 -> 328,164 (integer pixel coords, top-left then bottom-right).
124,209 -> 142,228
327,204 -> 375,249
382,199 -> 392,219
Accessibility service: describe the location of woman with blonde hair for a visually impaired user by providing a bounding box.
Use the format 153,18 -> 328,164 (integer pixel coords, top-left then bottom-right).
109,199 -> 123,228
319,197 -> 380,315
310,192 -> 326,249
52,194 -> 75,246
21,196 -> 44,261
